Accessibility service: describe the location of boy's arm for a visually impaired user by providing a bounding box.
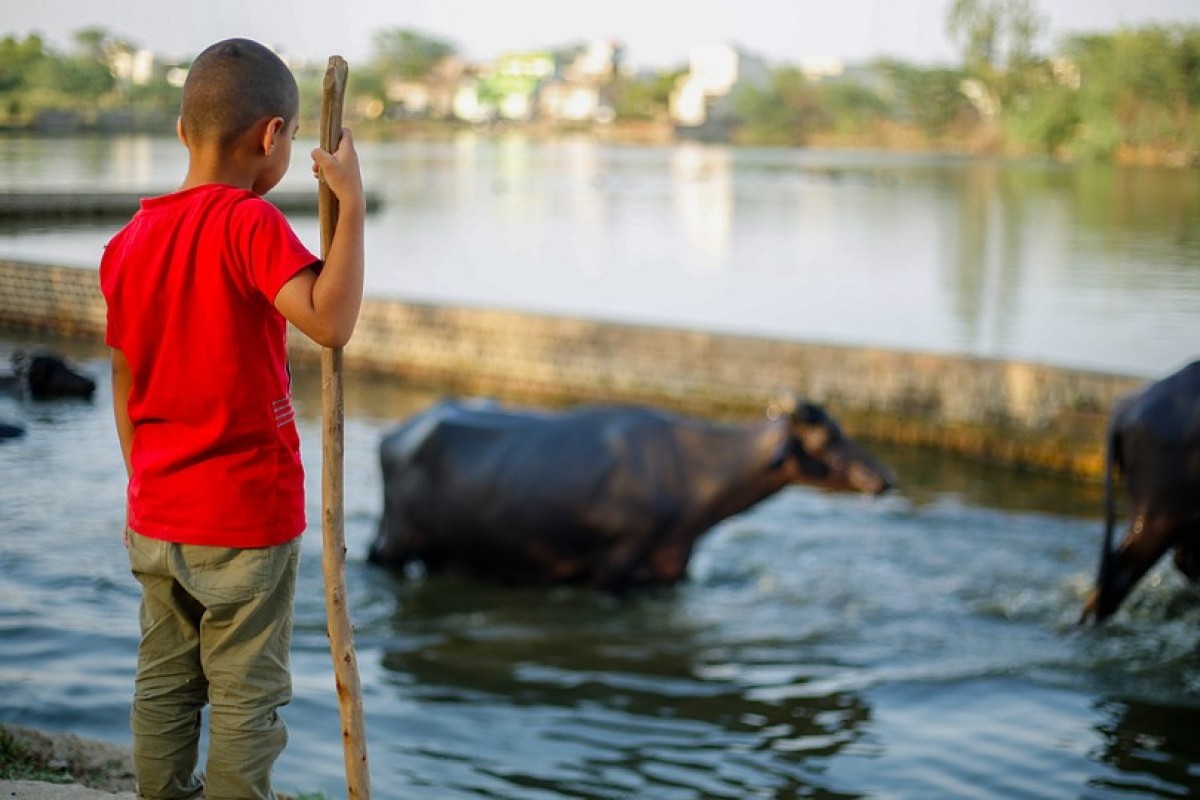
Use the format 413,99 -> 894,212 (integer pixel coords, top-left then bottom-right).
275,128 -> 365,348
110,348 -> 133,479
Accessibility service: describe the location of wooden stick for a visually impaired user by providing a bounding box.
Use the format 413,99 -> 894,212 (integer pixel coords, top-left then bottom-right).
317,55 -> 371,800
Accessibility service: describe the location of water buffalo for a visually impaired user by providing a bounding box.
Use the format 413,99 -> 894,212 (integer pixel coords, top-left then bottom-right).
1080,360 -> 1200,623
0,350 -> 96,401
369,397 -> 895,591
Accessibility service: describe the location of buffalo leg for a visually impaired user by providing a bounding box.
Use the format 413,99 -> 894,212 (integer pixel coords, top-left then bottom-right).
1172,527 -> 1200,582
1089,512 -> 1179,621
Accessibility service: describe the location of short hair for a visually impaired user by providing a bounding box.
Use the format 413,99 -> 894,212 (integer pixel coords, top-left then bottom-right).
181,38 -> 299,146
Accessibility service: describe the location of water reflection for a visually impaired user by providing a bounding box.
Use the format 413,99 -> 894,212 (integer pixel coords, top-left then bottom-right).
672,143 -> 732,270
946,159 -> 1025,357
374,574 -> 872,798
1092,698 -> 1200,797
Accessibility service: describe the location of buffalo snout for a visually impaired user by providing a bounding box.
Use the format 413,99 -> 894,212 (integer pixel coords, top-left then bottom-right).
848,459 -> 895,496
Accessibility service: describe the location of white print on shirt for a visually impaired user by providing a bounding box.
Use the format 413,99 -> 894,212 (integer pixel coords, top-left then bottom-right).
272,396 -> 296,428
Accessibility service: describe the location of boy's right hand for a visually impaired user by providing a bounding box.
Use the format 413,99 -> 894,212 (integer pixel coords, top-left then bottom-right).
311,128 -> 364,210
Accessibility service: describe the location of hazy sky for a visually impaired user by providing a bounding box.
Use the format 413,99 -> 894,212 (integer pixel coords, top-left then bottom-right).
5,0 -> 1200,69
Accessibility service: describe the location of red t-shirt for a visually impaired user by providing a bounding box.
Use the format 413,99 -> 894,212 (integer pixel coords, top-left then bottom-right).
100,183 -> 319,547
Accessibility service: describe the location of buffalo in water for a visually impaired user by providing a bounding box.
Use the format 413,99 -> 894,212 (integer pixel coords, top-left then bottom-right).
1080,360 -> 1200,623
0,349 -> 96,440
0,350 -> 96,401
370,397 -> 894,592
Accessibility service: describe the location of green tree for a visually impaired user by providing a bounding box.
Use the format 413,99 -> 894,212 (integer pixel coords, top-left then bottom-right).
71,27 -> 110,61
1003,79 -> 1080,155
1064,24 -> 1200,158
813,80 -> 889,136
875,59 -> 976,140
611,69 -> 680,121
370,28 -> 456,80
947,0 -> 1046,104
0,34 -> 49,94
34,54 -> 113,99
733,67 -> 827,145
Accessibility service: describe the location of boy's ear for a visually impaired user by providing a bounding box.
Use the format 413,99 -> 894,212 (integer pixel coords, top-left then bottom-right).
175,116 -> 186,146
261,116 -> 286,155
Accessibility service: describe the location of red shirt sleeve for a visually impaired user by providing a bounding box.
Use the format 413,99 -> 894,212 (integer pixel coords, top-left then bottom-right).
99,227 -> 130,349
231,196 -> 320,302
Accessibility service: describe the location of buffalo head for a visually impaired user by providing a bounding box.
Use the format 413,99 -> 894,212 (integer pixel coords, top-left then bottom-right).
12,350 -> 96,401
773,396 -> 894,495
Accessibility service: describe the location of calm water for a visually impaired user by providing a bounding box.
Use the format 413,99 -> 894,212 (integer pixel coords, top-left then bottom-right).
0,134 -> 1198,379
3,335 -> 1200,799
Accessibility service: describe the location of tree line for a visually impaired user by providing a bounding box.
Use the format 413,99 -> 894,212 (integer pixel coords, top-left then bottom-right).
0,1 -> 1196,164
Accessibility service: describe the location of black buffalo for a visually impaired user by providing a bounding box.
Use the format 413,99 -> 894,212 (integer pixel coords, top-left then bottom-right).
0,350 -> 96,401
370,397 -> 895,591
1080,360 -> 1200,623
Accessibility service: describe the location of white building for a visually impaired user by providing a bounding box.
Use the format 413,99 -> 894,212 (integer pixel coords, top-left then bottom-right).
669,44 -> 769,136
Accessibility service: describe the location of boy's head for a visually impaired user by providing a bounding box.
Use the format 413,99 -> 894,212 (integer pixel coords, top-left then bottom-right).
181,38 -> 299,147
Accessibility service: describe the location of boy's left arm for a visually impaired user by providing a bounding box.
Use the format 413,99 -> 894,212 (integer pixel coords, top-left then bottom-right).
110,348 -> 134,547
110,348 -> 133,479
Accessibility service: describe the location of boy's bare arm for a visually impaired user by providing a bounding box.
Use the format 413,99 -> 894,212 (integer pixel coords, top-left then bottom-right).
275,128 -> 366,348
110,348 -> 134,479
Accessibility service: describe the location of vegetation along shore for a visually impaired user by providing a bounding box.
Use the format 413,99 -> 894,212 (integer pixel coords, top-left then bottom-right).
1,1 -> 1197,166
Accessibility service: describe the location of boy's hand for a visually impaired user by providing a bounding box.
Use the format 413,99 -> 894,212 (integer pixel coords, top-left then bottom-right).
311,128 -> 364,210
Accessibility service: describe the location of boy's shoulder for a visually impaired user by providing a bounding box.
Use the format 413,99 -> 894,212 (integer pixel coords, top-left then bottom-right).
132,184 -> 286,235
106,185 -> 286,262
143,183 -> 260,213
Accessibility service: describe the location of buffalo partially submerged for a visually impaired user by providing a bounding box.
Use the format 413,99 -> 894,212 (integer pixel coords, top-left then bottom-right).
1,350 -> 96,401
1081,360 -> 1200,623
370,397 -> 894,591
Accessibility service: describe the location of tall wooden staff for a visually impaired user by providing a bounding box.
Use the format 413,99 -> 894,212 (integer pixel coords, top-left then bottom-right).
317,55 -> 371,800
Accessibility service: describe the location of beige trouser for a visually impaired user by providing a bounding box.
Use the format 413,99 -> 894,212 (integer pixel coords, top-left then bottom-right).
127,529 -> 300,800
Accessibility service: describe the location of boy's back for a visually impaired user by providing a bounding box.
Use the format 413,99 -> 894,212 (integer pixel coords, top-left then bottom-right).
101,182 -> 317,546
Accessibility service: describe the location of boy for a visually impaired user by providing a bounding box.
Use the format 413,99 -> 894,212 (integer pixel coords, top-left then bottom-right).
99,38 -> 365,799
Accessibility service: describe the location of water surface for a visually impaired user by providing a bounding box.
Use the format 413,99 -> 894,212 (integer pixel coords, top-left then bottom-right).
2,336 -> 1200,799
1,134 -> 1197,378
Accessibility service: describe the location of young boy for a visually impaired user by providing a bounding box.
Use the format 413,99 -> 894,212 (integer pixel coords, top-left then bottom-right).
99,38 -> 365,800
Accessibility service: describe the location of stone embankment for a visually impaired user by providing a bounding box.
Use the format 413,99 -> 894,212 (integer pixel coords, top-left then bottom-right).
0,190 -> 381,220
0,258 -> 1145,480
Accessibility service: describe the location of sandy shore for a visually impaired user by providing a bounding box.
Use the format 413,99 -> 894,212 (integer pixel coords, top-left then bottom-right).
0,724 -> 136,799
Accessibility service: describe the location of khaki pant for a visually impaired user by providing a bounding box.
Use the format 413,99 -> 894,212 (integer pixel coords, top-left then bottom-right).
127,529 -> 300,800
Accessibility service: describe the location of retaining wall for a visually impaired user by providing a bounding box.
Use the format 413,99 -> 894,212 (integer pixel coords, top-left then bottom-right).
0,258 -> 1145,480
0,190 -> 382,220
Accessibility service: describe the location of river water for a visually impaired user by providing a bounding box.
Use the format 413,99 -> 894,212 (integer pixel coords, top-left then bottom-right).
2,136 -> 1200,798
0,134 -> 1197,378
3,334 -> 1200,799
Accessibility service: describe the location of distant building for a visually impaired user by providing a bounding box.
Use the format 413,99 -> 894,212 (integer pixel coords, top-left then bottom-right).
539,81 -> 603,123
446,42 -> 622,126
108,48 -> 156,86
797,55 -> 845,82
385,56 -> 469,119
669,44 -> 769,140
469,50 -> 557,122
564,39 -> 623,84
